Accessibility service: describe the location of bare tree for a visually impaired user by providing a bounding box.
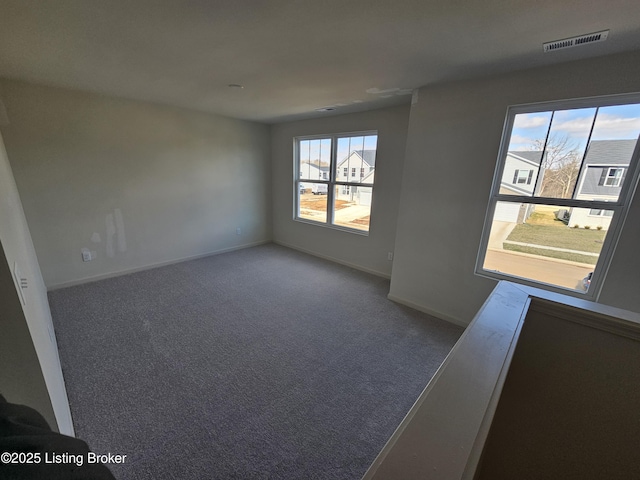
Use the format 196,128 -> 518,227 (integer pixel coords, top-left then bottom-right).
530,133 -> 581,198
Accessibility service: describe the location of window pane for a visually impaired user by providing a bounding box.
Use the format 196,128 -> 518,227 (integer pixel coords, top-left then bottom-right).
534,108 -> 597,199
484,202 -> 613,292
500,112 -> 552,197
573,103 -> 640,202
298,182 -> 327,222
299,138 -> 331,181
507,112 -> 553,152
336,135 -> 377,185
332,185 -> 372,231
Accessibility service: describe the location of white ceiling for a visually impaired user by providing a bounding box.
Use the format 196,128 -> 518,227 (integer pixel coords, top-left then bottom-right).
1,0 -> 640,124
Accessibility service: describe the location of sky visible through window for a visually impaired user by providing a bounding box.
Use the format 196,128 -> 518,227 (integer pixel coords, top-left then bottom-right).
300,136 -> 377,169
508,104 -> 640,152
337,135 -> 377,163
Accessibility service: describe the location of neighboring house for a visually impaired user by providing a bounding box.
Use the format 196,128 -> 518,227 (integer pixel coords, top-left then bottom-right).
494,151 -> 544,223
357,170 -> 375,206
568,139 -> 636,230
300,162 -> 330,182
335,150 -> 376,203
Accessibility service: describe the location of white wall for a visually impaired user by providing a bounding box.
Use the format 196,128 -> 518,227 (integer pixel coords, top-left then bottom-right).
0,80 -> 271,288
271,105 -> 410,277
0,130 -> 72,434
390,50 -> 640,325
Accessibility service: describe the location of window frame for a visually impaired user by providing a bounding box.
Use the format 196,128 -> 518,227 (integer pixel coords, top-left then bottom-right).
293,131 -> 378,235
476,93 -> 640,300
513,169 -> 533,185
604,167 -> 623,187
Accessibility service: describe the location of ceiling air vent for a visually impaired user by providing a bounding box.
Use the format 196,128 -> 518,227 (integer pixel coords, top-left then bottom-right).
543,30 -> 609,53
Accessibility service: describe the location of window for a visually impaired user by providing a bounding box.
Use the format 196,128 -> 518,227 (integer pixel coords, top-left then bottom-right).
603,167 -> 624,187
589,208 -> 614,217
295,133 -> 377,233
477,95 -> 640,298
513,169 -> 533,185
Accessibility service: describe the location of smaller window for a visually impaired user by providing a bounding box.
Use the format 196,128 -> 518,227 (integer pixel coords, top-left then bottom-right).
351,168 -> 356,177
589,208 -> 614,217
513,169 -> 533,185
603,168 -> 623,187
360,167 -> 365,177
343,167 -> 348,177
342,185 -> 350,194
322,172 -> 327,179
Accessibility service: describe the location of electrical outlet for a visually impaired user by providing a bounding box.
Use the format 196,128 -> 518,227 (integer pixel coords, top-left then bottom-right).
387,252 -> 394,261
236,227 -> 241,235
81,248 -> 92,262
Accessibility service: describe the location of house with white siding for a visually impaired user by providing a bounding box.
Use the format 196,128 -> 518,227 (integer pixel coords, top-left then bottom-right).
494,151 -> 544,223
335,150 -> 376,204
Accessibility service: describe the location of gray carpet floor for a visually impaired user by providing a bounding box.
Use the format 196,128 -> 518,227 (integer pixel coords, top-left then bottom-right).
49,244 -> 463,480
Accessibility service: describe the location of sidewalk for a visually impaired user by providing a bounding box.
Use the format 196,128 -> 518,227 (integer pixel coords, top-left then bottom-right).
502,240 -> 599,257
488,221 -> 517,249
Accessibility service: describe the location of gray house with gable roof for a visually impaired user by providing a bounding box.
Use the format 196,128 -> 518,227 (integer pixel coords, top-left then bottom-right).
569,139 -> 636,230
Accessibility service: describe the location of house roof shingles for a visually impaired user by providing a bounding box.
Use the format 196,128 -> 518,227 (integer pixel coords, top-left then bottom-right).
583,139 -> 637,166
508,151 -> 545,165
338,150 -> 376,167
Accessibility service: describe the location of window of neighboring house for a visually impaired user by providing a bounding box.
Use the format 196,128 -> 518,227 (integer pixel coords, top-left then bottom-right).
295,132 -> 377,233
589,208 -> 614,217
603,167 -> 624,187
513,169 -> 533,184
476,95 -> 640,299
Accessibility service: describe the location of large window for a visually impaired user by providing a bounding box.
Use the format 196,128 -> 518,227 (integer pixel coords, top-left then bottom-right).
295,133 -> 377,233
477,95 -> 640,298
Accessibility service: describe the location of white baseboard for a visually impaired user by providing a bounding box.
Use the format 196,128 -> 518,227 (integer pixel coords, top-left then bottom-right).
387,293 -> 469,328
273,240 -> 391,279
47,240 -> 271,291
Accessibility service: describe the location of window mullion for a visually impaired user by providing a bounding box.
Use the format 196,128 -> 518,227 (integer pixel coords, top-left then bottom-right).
532,111 -> 555,196
494,194 -> 623,210
327,136 -> 337,225
571,107 -> 599,199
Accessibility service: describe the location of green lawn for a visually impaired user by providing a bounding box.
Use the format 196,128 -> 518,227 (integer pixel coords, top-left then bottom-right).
503,208 -> 606,264
506,223 -> 606,253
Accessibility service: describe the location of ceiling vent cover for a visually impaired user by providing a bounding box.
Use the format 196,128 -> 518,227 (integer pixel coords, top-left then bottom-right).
543,30 -> 609,53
